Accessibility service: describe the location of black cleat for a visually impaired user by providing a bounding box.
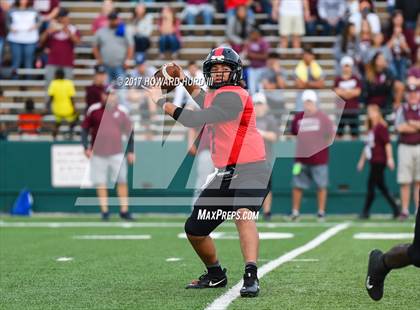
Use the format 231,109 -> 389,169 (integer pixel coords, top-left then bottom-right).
185,269 -> 227,289
101,212 -> 110,221
119,212 -> 135,221
365,249 -> 390,301
240,272 -> 260,297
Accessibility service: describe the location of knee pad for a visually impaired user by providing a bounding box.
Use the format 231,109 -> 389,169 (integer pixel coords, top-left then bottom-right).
408,244 -> 420,268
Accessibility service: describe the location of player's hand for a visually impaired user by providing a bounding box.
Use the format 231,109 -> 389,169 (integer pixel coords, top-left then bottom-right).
127,152 -> 136,165
141,85 -> 165,107
84,148 -> 93,158
387,158 -> 395,171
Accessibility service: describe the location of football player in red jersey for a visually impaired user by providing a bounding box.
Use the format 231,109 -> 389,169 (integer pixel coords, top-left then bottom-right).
145,47 -> 270,297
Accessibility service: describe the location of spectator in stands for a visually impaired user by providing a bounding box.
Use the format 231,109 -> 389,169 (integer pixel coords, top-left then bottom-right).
158,6 -> 181,60
226,5 -> 254,53
364,52 -> 404,110
92,0 -> 114,34
244,28 -> 269,95
305,0 -> 319,36
126,56 -> 156,135
33,0 -> 59,33
130,3 -> 153,62
386,13 -> 412,81
317,0 -> 346,35
182,0 -> 214,34
47,68 -> 78,140
18,98 -> 42,135
40,8 -> 81,89
224,0 -> 254,20
334,56 -> 362,138
81,88 -> 135,221
385,10 -> 416,63
173,61 -> 205,107
407,48 -> 420,89
349,0 -> 381,34
6,0 -> 40,79
395,0 -> 420,31
394,82 -> 420,219
290,90 -> 334,221
0,2 -> 8,70
334,23 -> 362,74
295,46 -> 325,90
359,18 -> 373,58
357,104 -> 400,219
85,64 -> 108,111
272,0 -> 309,49
362,33 -> 393,67
260,52 -> 287,114
253,93 -> 278,221
93,11 -> 134,83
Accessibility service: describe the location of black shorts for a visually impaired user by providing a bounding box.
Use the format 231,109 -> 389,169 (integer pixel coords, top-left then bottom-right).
184,161 -> 270,236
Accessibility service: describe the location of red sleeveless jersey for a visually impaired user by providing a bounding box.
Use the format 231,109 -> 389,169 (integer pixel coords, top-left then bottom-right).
204,85 -> 266,168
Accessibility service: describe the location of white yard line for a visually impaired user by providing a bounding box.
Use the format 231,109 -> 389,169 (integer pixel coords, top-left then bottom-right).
73,235 -> 151,240
205,223 -> 350,310
354,233 -> 414,240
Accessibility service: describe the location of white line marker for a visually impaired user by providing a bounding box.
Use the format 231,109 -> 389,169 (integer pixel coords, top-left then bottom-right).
73,235 -> 151,240
354,233 -> 414,240
291,258 -> 319,262
177,232 -> 294,240
205,223 -> 350,310
56,257 -> 74,262
166,257 -> 182,262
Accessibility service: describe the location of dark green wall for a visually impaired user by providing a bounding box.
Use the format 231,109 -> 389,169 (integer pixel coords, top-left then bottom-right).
0,141 -> 405,215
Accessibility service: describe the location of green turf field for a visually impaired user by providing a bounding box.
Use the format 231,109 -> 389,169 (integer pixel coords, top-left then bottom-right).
0,215 -> 418,310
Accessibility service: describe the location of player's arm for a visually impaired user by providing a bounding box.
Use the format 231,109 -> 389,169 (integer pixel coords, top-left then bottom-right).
162,92 -> 243,128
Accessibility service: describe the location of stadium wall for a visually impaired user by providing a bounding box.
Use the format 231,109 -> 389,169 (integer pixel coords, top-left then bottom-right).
0,141 -> 404,215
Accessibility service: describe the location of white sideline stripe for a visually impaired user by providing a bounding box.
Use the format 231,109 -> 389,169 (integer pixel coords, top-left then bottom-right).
73,235 -> 151,240
0,221 -> 413,229
205,223 -> 350,310
354,233 -> 414,240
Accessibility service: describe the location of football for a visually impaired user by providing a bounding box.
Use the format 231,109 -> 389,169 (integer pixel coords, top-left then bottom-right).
153,63 -> 182,93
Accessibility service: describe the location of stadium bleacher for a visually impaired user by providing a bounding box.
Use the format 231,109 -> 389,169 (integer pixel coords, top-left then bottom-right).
0,1 -> 408,140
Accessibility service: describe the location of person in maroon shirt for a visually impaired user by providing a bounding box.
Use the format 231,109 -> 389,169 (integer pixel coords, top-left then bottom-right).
144,47 -> 269,297
290,90 -> 334,221
334,56 -> 362,138
85,64 -> 108,111
81,88 -> 135,221
364,52 -> 405,111
395,83 -> 420,219
40,8 -> 81,88
33,0 -> 60,33
357,104 -> 400,219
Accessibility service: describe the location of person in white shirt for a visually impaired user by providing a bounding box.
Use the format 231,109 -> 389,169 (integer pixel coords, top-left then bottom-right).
271,0 -> 310,49
6,0 -> 40,78
349,0 -> 381,34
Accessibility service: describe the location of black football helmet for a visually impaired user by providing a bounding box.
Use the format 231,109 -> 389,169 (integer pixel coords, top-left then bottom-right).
203,47 -> 243,89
